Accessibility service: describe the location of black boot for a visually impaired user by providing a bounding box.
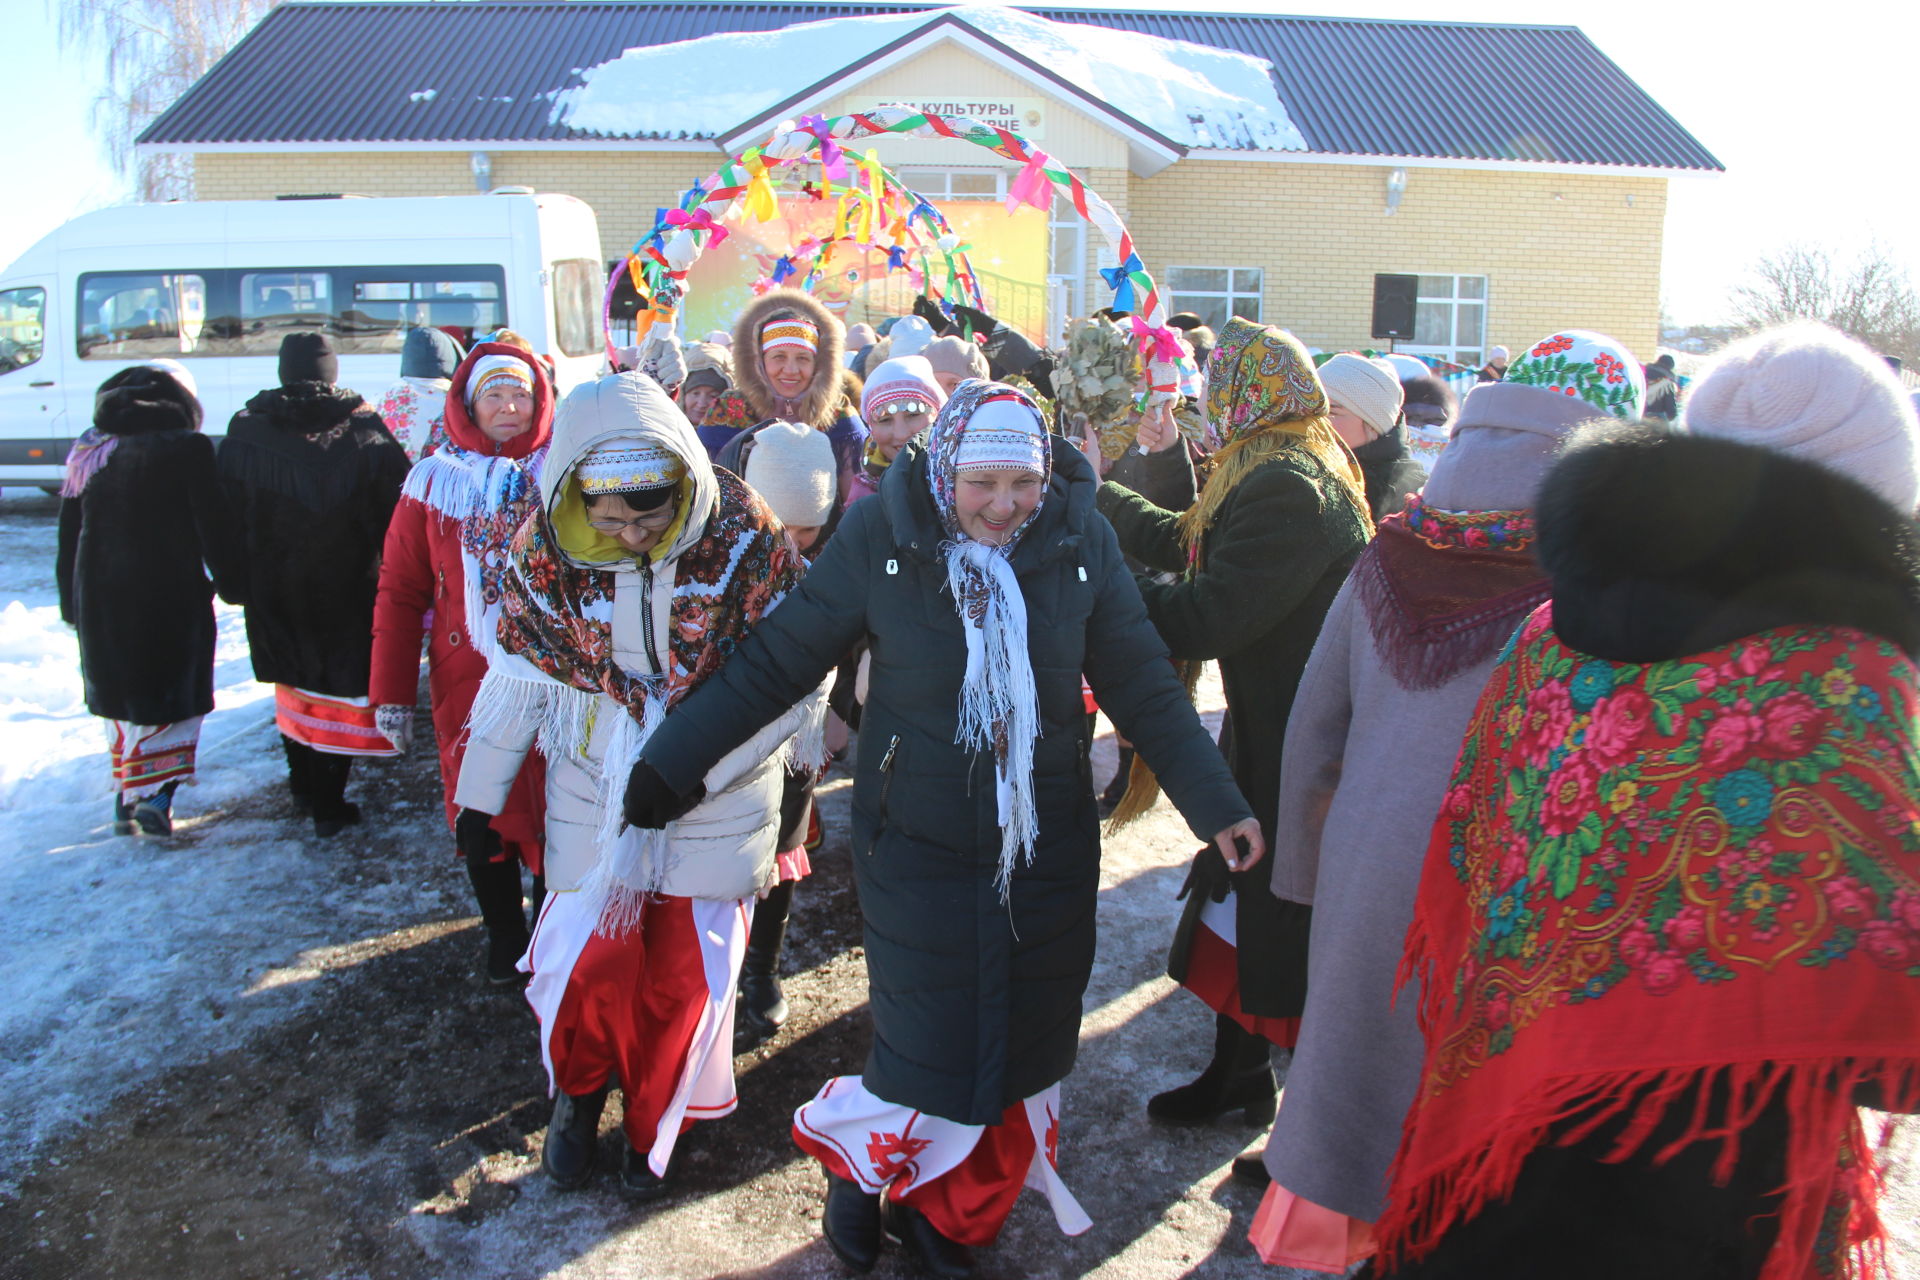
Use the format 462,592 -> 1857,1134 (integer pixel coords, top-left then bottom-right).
131,779 -> 180,837
467,853 -> 532,985
822,1173 -> 882,1273
308,751 -> 360,838
527,871 -> 547,928
619,1141 -> 675,1199
1232,1150 -> 1272,1186
1146,1012 -> 1276,1126
282,736 -> 313,814
542,1084 -> 608,1189
736,879 -> 794,1048
1098,745 -> 1135,817
113,794 -> 137,836
881,1198 -> 975,1278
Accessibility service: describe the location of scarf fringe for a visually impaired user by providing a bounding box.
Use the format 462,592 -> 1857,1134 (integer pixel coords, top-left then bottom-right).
579,695 -> 678,937
1353,547 -> 1549,692
1104,659 -> 1204,833
1377,1059 -> 1920,1280
1178,422 -> 1373,554
466,662 -> 555,748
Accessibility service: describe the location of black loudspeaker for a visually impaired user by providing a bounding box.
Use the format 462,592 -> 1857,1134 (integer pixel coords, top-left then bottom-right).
1371,273 -> 1418,340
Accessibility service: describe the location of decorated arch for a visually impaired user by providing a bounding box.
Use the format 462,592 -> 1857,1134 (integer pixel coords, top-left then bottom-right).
608,106 -> 1183,404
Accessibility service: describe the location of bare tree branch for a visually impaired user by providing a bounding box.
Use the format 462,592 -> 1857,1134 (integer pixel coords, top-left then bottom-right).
53,0 -> 282,201
1730,241 -> 1920,369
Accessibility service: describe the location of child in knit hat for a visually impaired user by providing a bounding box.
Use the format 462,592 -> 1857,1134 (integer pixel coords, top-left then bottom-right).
848,355 -> 947,506
744,419 -> 836,553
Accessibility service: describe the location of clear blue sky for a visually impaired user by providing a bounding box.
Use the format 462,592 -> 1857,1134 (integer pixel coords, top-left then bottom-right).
10,0 -> 1919,328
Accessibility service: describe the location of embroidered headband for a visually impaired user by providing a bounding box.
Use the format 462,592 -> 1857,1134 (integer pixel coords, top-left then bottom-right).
760,318 -> 820,355
576,437 -> 685,495
953,397 -> 1048,475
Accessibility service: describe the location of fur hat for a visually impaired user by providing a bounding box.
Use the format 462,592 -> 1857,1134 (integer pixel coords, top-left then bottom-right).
1504,330 -> 1644,419
925,335 -> 990,385
278,331 -> 336,386
1683,321 -> 1920,513
94,364 -> 203,435
1318,353 -> 1404,439
744,419 -> 835,528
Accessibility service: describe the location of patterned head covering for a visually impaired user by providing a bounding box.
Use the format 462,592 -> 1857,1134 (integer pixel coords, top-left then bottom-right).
466,353 -> 535,406
1504,330 -> 1646,420
924,380 -> 1052,548
575,436 -> 685,495
862,355 -> 946,421
760,316 -> 820,355
1183,319 -> 1370,551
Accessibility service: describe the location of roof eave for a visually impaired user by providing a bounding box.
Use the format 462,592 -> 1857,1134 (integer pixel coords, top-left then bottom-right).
1182,147 -> 1723,177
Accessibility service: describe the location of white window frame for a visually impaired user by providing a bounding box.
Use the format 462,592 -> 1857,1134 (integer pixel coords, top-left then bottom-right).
1166,266 -> 1264,330
1397,273 -> 1488,367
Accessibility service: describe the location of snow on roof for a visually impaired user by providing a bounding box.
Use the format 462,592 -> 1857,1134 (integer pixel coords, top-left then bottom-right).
550,4 -> 1306,152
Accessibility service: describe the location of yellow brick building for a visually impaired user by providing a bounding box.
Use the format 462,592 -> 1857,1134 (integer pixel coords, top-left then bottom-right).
150,3 -> 1720,365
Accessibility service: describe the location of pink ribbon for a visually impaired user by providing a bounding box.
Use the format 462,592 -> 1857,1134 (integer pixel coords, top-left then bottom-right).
1005,150 -> 1053,215
665,207 -> 728,247
1130,316 -> 1184,364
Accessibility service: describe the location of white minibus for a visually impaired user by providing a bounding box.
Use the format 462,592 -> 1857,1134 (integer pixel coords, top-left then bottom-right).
0,190 -> 605,487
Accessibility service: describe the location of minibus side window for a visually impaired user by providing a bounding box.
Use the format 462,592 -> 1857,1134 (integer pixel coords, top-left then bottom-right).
0,287 -> 46,373
552,259 -> 601,358
237,271 -> 334,355
336,267 -> 505,355
77,272 -> 212,359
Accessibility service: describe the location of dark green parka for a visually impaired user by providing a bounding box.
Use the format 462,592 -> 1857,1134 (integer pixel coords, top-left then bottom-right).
643,440 -> 1251,1123
1099,444 -> 1369,1018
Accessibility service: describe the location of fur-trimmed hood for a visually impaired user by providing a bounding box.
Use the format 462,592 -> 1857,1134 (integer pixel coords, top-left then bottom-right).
1537,423 -> 1920,662
729,288 -> 846,430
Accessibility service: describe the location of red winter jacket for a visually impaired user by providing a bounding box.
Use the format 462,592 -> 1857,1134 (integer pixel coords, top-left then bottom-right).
370,343 -> 554,858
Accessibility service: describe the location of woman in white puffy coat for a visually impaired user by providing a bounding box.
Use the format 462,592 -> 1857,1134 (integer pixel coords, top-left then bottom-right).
455,371 -> 822,1196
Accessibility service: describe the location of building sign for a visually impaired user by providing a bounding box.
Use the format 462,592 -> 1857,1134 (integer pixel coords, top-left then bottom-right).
905,98 -> 1045,141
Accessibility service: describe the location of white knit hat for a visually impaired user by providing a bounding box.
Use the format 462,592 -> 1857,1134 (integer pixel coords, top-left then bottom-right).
1684,321 -> 1920,513
1318,353 -> 1404,440
744,419 -> 836,528
886,315 -> 935,357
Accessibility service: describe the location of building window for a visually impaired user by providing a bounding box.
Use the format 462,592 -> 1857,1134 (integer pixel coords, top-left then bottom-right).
893,168 -> 1006,200
1166,267 -> 1262,331
1048,189 -> 1086,337
1401,274 -> 1487,367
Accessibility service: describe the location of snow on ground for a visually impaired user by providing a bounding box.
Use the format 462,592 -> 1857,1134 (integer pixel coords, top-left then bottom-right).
0,488 -> 454,1195
552,4 -> 1307,151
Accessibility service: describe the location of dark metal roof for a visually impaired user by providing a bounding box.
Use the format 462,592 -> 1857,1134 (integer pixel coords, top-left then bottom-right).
139,1 -> 1722,170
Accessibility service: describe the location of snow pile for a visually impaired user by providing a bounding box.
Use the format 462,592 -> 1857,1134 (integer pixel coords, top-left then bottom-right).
551,4 -> 1306,152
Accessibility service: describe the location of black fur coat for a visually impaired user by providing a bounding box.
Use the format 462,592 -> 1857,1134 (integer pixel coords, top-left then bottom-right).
216,382 -> 409,695
1537,424 -> 1920,663
57,375 -> 244,724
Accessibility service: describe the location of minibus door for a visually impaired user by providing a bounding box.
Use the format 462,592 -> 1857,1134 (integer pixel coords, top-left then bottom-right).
0,277 -> 68,477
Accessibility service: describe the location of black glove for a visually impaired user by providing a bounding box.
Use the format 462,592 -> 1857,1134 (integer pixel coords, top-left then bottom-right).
455,807 -> 503,862
623,760 -> 705,829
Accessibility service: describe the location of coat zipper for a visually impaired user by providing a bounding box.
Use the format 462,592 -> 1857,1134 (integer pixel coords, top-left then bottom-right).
638,562 -> 661,674
868,734 -> 900,855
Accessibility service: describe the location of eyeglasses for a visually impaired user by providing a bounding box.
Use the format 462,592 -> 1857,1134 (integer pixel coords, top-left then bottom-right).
586,507 -> 675,533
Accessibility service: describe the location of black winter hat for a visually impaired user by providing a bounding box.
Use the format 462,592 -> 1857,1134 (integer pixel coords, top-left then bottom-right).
93,365 -> 203,435
400,326 -> 463,380
279,331 -> 338,386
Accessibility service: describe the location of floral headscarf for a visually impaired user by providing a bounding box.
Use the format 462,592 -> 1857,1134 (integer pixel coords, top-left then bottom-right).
1180,318 -> 1372,553
1504,330 -> 1645,420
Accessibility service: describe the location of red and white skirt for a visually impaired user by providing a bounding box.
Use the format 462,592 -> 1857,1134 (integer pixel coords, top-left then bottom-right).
1183,892 -> 1301,1048
523,889 -> 750,1177
793,1076 -> 1092,1247
106,716 -> 203,798
274,685 -> 399,757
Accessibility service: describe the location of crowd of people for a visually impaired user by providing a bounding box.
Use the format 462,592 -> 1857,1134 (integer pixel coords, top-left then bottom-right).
53,278 -> 1920,1278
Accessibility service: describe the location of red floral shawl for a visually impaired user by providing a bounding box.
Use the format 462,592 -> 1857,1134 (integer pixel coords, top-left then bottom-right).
1382,604 -> 1920,1279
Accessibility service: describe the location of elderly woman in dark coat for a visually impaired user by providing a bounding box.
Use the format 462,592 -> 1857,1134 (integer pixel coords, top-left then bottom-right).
57,363 -> 243,836
1096,320 -> 1374,1131
218,332 -> 410,835
626,381 -> 1257,1277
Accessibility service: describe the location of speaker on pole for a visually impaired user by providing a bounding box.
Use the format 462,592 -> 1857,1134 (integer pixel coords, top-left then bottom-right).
1371,273 -> 1418,341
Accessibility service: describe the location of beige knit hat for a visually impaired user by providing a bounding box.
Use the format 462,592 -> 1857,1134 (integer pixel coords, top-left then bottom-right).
924,335 -> 990,384
1684,321 -> 1920,513
1318,353 -> 1404,439
744,419 -> 836,528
